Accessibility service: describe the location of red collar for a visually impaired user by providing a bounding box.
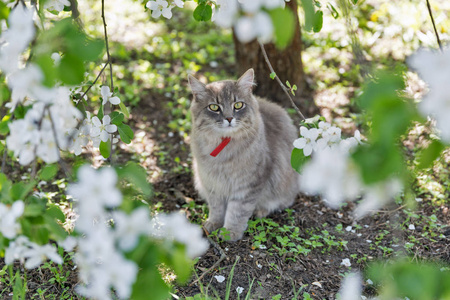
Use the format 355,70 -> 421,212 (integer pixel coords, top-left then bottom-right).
210,137 -> 231,157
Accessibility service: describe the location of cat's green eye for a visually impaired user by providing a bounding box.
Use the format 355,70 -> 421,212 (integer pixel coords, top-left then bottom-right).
208,104 -> 220,112
234,102 -> 244,110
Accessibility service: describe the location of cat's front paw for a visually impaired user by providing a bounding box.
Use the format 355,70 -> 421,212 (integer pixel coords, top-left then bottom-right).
203,219 -> 222,234
255,208 -> 270,219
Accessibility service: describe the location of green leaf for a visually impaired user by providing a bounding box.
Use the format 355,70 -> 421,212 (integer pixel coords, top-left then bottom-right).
97,104 -> 104,121
119,101 -> 130,118
193,3 -> 212,21
116,162 -> 152,197
270,72 -> 276,80
39,164 -> 59,181
0,2 -> 9,21
417,139 -> 445,170
58,53 -> 85,85
46,204 -> 66,222
350,0 -> 358,4
0,115 -> 11,135
327,3 -> 339,19
352,144 -> 405,184
166,244 -> 192,283
129,241 -> 170,300
36,55 -> 57,87
301,0 -> 315,31
24,203 -> 46,217
118,123 -> 134,144
291,148 -> 310,173
99,140 -> 111,159
11,181 -> 36,201
313,10 -> 323,32
269,7 -> 295,49
109,111 -> 124,125
44,214 -> 67,240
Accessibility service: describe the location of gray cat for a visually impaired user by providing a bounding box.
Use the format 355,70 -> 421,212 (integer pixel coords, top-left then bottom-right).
188,69 -> 300,241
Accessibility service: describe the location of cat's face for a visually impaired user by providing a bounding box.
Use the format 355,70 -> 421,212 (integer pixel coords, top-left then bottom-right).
188,69 -> 260,137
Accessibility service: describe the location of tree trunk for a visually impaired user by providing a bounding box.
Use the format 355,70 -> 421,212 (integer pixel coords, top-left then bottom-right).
233,1 -> 314,115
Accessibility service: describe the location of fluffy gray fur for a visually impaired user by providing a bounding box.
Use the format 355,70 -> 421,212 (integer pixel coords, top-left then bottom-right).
188,69 -> 300,241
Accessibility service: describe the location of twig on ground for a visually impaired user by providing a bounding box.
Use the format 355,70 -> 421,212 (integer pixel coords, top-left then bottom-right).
426,0 -> 443,52
189,232 -> 227,286
258,41 -> 306,121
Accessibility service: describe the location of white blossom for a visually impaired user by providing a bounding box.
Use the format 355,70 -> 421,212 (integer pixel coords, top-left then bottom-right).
234,11 -> 274,44
5,235 -> 62,269
101,86 -> 121,105
91,115 -> 117,146
172,0 -> 184,8
300,148 -> 363,207
5,235 -> 30,265
51,52 -> 62,65
150,212 -> 209,258
22,243 -> 63,269
236,286 -> 244,294
6,86 -> 82,165
341,258 -> 352,267
0,201 -> 24,239
339,272 -> 362,300
113,207 -> 152,251
44,0 -> 71,12
214,275 -> 226,283
6,64 -> 44,111
67,128 -> 89,156
408,48 -> 450,142
213,0 -> 238,28
146,0 -> 173,19
0,5 -> 35,74
68,165 -> 122,212
59,236 -> 78,252
353,178 -> 403,219
293,127 -> 320,156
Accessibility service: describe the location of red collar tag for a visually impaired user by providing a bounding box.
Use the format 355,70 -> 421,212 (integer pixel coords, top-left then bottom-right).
210,137 -> 231,157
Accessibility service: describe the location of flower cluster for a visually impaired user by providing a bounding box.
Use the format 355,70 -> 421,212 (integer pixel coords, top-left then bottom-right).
213,0 -> 287,43
5,236 -> 62,269
150,212 -> 209,258
0,4 -> 34,75
44,0 -> 71,12
67,165 -> 208,299
0,201 -> 24,239
294,121 -> 402,218
293,121 -> 362,156
6,88 -> 83,164
408,47 -> 450,143
1,200 -> 63,269
146,0 -> 184,19
1,5 -> 121,164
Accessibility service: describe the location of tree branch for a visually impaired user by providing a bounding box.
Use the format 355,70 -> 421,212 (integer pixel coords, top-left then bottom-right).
101,0 -> 115,164
258,41 -> 306,121
79,62 -> 109,101
46,107 -> 72,180
426,0 -> 443,52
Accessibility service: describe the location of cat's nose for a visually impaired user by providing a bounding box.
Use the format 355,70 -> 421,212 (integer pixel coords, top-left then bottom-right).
225,117 -> 233,123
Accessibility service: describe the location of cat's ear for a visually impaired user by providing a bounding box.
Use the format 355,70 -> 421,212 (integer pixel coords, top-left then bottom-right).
237,68 -> 255,93
188,74 -> 207,100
